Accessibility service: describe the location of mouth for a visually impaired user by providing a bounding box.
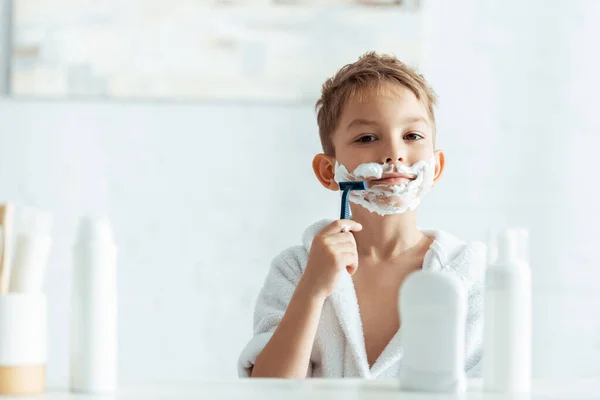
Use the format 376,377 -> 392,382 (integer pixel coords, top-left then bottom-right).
370,173 -> 416,186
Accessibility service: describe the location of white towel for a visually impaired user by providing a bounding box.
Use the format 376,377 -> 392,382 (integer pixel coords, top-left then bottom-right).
238,219 -> 486,379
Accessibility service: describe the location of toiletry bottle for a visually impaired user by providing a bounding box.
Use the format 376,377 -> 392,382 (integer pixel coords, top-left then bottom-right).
70,217 -> 118,394
483,228 -> 531,393
398,270 -> 467,393
9,208 -> 53,293
0,203 -> 14,294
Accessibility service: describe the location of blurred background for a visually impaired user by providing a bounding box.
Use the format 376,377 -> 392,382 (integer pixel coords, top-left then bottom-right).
0,0 -> 599,387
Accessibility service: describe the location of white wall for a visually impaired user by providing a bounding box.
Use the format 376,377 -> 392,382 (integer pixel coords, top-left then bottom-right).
1,0 -> 599,387
0,0 -> 10,93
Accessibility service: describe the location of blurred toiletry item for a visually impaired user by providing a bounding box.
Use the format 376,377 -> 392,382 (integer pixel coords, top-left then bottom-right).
0,203 -> 14,294
483,228 -> 531,393
9,208 -> 53,293
398,270 -> 467,393
70,217 -> 118,394
0,293 -> 47,395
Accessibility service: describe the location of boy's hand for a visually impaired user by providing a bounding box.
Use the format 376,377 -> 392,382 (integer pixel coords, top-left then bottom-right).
301,220 -> 362,300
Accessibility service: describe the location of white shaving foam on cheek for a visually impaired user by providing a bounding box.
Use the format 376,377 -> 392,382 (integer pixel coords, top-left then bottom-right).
333,156 -> 436,216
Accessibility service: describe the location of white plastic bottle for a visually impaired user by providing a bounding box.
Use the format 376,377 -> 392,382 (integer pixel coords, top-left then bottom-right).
9,208 -> 53,293
398,270 -> 467,393
483,228 -> 532,393
69,217 -> 118,394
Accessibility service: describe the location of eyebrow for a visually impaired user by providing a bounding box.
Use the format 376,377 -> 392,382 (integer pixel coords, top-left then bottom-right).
346,116 -> 429,130
346,118 -> 379,129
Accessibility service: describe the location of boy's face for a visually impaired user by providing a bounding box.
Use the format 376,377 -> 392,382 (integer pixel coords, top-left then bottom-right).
313,81 -> 444,194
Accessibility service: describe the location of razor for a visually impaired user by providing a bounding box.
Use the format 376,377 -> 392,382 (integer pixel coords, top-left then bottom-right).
339,181 -> 367,220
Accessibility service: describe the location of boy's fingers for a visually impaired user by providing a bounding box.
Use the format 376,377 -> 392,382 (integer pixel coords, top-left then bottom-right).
326,232 -> 358,245
331,242 -> 357,254
322,220 -> 362,235
343,253 -> 359,275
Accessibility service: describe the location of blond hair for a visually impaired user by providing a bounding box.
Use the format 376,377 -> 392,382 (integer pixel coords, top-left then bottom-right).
315,51 -> 437,155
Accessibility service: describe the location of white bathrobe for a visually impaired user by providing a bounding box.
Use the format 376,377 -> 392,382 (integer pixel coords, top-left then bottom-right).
238,219 -> 486,379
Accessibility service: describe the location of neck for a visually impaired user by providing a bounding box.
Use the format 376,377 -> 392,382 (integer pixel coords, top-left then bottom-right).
350,205 -> 426,261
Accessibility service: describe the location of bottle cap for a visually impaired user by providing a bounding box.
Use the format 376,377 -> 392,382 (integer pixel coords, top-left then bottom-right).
76,217 -> 114,245
488,227 -> 529,269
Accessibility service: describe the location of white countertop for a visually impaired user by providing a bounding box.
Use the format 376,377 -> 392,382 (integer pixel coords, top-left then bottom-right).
8,379 -> 600,400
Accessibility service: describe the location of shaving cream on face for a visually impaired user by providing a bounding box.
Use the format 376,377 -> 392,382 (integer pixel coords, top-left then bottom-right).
334,156 -> 436,216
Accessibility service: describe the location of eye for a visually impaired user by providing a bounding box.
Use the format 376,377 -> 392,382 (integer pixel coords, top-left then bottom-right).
404,132 -> 424,141
356,135 -> 377,143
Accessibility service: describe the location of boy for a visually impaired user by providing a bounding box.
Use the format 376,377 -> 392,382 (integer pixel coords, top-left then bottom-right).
238,52 -> 484,379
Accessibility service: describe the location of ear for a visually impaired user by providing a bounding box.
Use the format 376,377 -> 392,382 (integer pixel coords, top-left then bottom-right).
433,150 -> 445,183
312,153 -> 339,191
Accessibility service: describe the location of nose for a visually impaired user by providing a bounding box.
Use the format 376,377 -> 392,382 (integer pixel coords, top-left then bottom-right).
383,141 -> 406,164
385,156 -> 404,164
